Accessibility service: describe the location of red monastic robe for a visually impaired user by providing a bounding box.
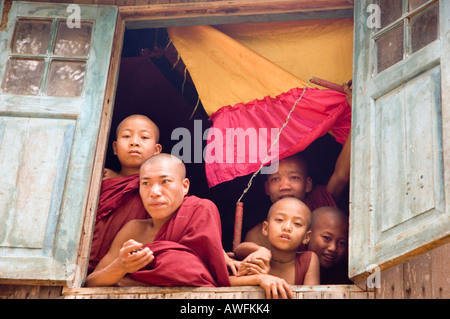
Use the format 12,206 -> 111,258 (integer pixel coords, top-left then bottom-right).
294,251 -> 313,285
130,196 -> 231,287
89,174 -> 148,273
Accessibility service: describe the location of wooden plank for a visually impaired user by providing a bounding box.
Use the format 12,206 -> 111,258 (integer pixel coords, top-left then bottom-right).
348,0 -> 373,283
403,252 -> 433,299
74,11 -> 126,289
190,292 -> 217,299
350,291 -> 370,299
242,291 -> 264,299
0,284 -> 62,299
375,263 -> 404,299
118,0 -> 353,28
139,293 -> 165,299
298,291 -> 321,299
62,285 -> 370,299
119,0 -> 354,18
430,243 -> 450,298
440,0 -> 450,242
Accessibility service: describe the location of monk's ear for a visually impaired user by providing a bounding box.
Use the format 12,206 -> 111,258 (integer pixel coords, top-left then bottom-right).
305,177 -> 313,193
112,141 -> 118,155
261,221 -> 269,237
182,178 -> 190,196
303,230 -> 311,245
154,143 -> 162,155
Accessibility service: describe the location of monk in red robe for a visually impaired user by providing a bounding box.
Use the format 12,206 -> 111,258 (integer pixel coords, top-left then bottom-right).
85,153 -> 230,287
88,115 -> 162,273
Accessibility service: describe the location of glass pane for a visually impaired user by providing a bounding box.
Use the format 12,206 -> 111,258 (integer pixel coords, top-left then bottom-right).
376,24 -> 404,73
410,3 -> 439,53
1,59 -> 44,95
11,19 -> 52,55
46,60 -> 86,97
53,21 -> 93,57
376,0 -> 403,28
409,0 -> 430,11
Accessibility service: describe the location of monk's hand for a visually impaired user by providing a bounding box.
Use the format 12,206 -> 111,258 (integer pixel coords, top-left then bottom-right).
224,251 -> 242,276
118,239 -> 154,273
342,82 -> 352,107
237,247 -> 271,276
257,274 -> 294,299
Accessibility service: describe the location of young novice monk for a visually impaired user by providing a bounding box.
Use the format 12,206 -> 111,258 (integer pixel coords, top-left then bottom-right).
88,114 -> 162,273
308,206 -> 352,284
86,153 -> 230,287
230,197 -> 320,299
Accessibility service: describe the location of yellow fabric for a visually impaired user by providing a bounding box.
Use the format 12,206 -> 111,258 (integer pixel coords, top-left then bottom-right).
168,18 -> 353,115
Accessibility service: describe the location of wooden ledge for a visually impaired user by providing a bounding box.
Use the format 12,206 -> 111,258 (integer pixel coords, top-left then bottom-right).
63,285 -> 372,299
118,0 -> 354,28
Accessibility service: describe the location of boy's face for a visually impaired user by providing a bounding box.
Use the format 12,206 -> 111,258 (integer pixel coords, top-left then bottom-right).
139,159 -> 189,223
113,116 -> 161,171
262,199 -> 311,252
308,212 -> 348,268
265,158 -> 312,203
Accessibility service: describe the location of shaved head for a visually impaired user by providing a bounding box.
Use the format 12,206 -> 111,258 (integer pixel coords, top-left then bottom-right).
116,114 -> 160,142
267,197 -> 312,228
311,206 -> 348,231
140,153 -> 186,179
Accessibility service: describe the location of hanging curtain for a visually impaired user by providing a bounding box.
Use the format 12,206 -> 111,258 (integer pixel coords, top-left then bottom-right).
168,20 -> 353,188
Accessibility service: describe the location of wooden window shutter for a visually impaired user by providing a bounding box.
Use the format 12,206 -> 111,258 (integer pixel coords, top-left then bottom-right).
349,0 -> 450,282
0,1 -> 117,284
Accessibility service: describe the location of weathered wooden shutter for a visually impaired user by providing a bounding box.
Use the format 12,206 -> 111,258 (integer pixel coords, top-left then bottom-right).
0,1 -> 117,283
350,0 -> 450,282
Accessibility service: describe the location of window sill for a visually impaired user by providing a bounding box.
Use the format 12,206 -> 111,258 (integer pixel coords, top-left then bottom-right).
63,284 -> 372,299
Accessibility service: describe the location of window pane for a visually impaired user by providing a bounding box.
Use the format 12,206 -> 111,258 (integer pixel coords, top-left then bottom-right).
53,21 -> 93,57
46,60 -> 86,97
11,19 -> 52,55
376,0 -> 403,28
376,24 -> 404,73
1,59 -> 44,95
409,0 -> 429,11
410,3 -> 439,53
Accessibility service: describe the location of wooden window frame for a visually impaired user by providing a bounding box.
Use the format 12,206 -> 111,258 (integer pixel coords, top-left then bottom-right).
76,0 -> 354,288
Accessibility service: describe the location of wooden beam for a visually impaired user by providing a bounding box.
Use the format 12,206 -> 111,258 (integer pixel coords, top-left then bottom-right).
119,0 -> 354,28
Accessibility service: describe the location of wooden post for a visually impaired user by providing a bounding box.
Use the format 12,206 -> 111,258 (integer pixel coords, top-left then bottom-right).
233,202 -> 244,251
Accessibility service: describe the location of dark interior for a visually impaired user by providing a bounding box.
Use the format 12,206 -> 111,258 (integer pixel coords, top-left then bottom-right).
105,27 -> 346,252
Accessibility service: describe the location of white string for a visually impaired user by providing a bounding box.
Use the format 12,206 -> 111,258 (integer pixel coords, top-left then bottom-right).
237,79 -> 312,203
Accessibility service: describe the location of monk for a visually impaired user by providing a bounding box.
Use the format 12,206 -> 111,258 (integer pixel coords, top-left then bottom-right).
88,115 -> 162,273
85,153 -> 230,287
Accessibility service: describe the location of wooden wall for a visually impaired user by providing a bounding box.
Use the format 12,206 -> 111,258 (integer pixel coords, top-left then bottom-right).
1,242 -> 449,298
19,0 -> 229,5
375,241 -> 450,299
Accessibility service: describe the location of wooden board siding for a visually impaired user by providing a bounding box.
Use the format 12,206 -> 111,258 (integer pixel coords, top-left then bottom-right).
19,0 -> 354,29
2,242 -> 449,298
62,285 -> 372,299
375,241 -> 450,299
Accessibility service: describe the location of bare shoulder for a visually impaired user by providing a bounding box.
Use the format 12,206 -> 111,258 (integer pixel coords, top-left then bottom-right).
244,222 -> 270,248
119,219 -> 156,244
103,168 -> 120,180
122,219 -> 152,233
